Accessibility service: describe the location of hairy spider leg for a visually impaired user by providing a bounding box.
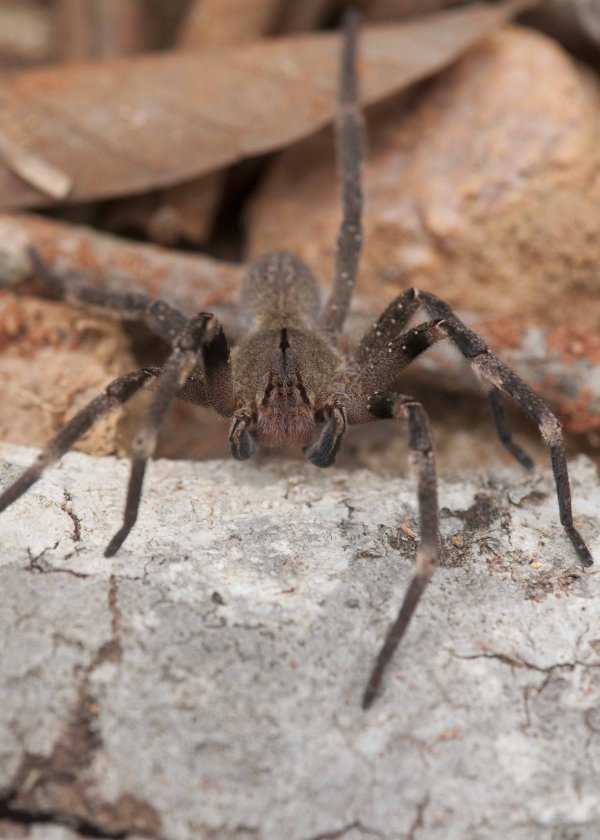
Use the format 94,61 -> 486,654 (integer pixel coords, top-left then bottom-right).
489,388 -> 534,470
28,246 -> 188,344
337,319 -> 448,706
357,287 -> 536,470
1,252 -> 236,554
346,280 -> 592,703
0,369 -> 155,514
104,312 -> 217,557
416,289 -> 593,568
318,9 -> 363,340
360,396 -> 438,709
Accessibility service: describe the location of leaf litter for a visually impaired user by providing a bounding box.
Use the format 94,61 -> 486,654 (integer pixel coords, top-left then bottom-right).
0,0 -> 529,208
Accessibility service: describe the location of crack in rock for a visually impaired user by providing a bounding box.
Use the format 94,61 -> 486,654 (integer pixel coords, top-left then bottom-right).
26,542 -> 59,574
0,577 -> 157,837
0,688 -> 160,837
94,576 -> 123,665
61,489 -> 82,544
453,651 -> 600,675
303,821 -> 384,840
406,794 -> 430,840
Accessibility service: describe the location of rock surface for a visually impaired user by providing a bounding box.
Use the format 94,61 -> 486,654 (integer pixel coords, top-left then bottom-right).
0,443 -> 599,839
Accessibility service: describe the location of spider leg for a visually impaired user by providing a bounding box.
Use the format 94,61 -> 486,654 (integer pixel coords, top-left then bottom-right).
489,388 -> 534,470
304,402 -> 347,467
305,315 -> 442,470
357,288 -> 535,471
359,394 -> 439,709
0,368 -> 155,514
177,319 -> 235,417
28,246 -> 187,345
358,319 -> 447,396
356,288 -> 422,362
105,312 -> 215,557
318,9 -> 363,340
417,289 -> 593,568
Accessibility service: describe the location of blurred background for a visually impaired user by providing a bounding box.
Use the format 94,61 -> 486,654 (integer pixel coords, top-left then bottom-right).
0,0 -> 598,475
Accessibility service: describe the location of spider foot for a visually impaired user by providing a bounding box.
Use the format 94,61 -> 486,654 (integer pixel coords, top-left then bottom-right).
104,528 -> 130,558
361,677 -> 380,710
565,523 -> 594,568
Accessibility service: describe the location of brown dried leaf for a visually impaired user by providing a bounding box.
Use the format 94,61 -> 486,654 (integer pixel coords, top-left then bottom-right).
366,0 -> 466,22
0,132 -> 72,199
0,1 -> 528,209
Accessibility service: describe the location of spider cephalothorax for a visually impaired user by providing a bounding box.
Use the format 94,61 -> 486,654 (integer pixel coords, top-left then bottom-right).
0,12 -> 593,708
225,250 -> 346,461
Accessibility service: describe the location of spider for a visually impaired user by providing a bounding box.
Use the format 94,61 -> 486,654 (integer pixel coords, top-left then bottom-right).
0,12 -> 593,708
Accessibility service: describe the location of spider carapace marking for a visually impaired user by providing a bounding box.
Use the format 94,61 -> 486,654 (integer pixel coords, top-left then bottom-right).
0,12 -> 594,708
231,256 -> 338,455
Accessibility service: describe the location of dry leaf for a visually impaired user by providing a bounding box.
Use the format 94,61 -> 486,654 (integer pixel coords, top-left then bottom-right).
0,1 -> 528,209
367,0 -> 465,21
0,132 -> 72,199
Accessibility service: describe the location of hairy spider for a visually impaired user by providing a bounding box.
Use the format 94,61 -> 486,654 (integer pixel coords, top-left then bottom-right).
0,13 -> 593,708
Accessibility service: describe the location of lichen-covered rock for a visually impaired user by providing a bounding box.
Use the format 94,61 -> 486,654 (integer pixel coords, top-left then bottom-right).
248,26 -> 600,329
0,443 -> 598,839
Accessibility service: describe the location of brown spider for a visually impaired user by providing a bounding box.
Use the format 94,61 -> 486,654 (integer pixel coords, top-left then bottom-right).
0,13 -> 593,708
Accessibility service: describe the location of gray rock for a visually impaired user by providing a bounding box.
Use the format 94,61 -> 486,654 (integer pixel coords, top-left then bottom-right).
0,443 -> 598,839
